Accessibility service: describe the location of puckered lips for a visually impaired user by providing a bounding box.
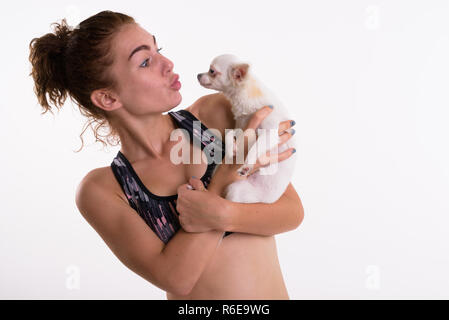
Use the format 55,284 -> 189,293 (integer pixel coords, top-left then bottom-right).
170,74 -> 181,90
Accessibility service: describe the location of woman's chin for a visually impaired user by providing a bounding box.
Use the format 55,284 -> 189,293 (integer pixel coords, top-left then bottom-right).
173,91 -> 182,105
165,93 -> 182,112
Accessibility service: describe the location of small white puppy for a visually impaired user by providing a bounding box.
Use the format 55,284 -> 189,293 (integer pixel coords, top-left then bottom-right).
197,54 -> 296,204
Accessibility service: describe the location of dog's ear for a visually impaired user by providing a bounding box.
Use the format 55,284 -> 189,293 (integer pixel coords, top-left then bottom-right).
230,63 -> 249,84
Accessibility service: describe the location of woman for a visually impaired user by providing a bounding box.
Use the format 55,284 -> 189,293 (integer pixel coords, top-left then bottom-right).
29,10 -> 304,299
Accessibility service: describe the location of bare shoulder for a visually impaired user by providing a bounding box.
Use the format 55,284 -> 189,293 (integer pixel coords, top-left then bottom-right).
186,93 -> 235,134
75,166 -> 127,215
76,166 -> 113,191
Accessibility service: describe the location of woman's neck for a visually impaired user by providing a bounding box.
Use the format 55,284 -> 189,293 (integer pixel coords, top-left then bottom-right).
114,112 -> 177,163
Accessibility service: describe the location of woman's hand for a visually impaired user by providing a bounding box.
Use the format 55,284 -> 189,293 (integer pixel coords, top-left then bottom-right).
176,177 -> 230,233
208,105 -> 296,197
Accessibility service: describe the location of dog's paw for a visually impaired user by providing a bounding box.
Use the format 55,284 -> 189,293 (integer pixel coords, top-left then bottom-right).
237,164 -> 253,177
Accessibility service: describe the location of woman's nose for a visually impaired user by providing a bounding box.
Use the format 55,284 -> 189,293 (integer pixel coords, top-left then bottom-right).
162,56 -> 174,75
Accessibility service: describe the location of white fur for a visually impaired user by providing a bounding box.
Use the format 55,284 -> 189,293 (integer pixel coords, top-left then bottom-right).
198,54 -> 296,203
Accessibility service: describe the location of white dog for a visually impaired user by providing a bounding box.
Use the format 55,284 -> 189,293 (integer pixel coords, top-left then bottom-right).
197,54 -> 296,204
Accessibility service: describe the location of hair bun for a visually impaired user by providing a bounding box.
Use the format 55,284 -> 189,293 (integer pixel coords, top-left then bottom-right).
51,18 -> 73,60
29,18 -> 74,112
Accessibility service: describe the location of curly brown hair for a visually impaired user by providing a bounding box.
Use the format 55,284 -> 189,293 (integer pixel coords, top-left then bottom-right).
29,10 -> 135,152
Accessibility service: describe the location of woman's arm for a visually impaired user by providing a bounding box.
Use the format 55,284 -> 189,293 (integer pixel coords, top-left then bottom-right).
222,183 -> 304,236
178,175 -> 304,237
75,171 -> 225,296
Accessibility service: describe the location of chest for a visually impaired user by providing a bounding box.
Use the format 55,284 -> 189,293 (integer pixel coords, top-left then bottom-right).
130,141 -> 210,197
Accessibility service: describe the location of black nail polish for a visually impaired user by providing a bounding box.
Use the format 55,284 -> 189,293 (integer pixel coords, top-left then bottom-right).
291,120 -> 296,126
291,128 -> 296,135
268,105 -> 274,109
292,148 -> 296,154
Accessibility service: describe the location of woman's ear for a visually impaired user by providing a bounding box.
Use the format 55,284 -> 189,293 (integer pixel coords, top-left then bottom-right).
90,89 -> 122,111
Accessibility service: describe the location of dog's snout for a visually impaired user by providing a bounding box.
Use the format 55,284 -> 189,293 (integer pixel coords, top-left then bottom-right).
197,73 -> 202,82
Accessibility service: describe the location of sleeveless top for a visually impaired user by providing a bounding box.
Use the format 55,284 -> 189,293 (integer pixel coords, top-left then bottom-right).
110,109 -> 233,244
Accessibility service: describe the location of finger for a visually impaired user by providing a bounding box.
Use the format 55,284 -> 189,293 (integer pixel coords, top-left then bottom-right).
278,129 -> 295,146
189,177 -> 206,191
253,148 -> 296,170
244,106 -> 273,131
177,184 -> 190,194
278,120 -> 296,134
275,147 -> 296,163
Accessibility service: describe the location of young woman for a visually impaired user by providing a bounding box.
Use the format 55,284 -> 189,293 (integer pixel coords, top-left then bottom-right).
29,10 -> 304,299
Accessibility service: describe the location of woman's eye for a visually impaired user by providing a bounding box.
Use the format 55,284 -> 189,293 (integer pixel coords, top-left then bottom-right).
140,48 -> 163,68
140,57 -> 152,68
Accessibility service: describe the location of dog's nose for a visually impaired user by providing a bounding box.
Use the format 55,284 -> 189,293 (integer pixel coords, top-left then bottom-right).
197,73 -> 202,82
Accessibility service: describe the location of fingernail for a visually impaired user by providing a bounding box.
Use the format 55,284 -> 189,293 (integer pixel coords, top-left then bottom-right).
291,128 -> 296,135
292,148 -> 296,154
291,120 -> 296,126
268,105 -> 274,109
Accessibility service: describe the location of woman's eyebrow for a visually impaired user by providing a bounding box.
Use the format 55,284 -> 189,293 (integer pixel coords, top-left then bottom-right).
128,35 -> 157,61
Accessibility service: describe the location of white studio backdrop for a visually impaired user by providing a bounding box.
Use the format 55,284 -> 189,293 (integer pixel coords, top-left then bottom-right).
0,0 -> 448,299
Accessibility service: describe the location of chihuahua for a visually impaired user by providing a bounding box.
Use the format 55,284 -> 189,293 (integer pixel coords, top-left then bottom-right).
197,54 -> 296,203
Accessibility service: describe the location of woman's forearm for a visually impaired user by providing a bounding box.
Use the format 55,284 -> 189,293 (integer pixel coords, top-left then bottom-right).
223,183 -> 304,236
159,182 -> 226,296
160,228 -> 224,295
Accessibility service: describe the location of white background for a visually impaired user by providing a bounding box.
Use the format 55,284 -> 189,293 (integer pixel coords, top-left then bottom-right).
1,0 -> 448,299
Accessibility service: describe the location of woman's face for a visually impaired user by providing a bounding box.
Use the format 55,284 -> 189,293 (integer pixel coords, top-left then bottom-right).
108,23 -> 182,115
